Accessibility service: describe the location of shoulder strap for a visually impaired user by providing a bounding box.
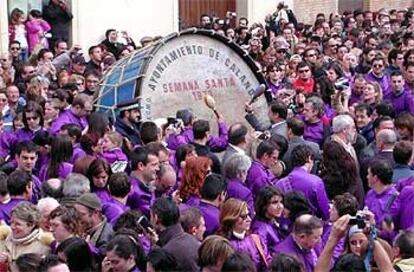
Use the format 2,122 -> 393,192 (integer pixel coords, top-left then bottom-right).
250,234 -> 269,269
393,264 -> 403,272
384,190 -> 399,214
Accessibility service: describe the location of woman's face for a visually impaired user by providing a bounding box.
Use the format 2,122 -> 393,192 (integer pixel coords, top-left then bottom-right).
13,118 -> 24,130
49,217 -> 72,243
268,68 -> 283,82
233,207 -> 251,233
106,250 -> 134,272
363,84 -> 376,102
265,195 -> 284,219
349,232 -> 368,256
45,102 -> 59,120
327,68 -> 339,82
101,135 -> 116,151
11,216 -> 34,239
93,170 -> 109,188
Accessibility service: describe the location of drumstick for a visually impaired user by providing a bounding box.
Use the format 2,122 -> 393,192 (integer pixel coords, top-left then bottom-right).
248,84 -> 267,105
203,94 -> 220,118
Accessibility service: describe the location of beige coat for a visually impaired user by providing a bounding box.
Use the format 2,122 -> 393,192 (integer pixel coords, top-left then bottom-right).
0,228 -> 52,262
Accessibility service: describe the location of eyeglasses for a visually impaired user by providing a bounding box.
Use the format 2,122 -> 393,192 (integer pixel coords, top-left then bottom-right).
10,47 -> 20,51
0,99 -> 7,102
26,116 -> 39,121
298,69 -> 310,73
373,64 -> 383,68
239,213 -> 249,220
306,54 -> 316,58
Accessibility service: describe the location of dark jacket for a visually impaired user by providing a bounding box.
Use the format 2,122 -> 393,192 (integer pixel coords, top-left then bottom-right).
193,143 -> 221,174
88,219 -> 114,258
158,224 -> 200,271
43,2 -> 73,42
114,117 -> 141,146
100,39 -> 124,57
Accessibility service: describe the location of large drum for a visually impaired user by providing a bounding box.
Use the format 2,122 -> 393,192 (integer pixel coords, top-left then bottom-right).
94,28 -> 270,130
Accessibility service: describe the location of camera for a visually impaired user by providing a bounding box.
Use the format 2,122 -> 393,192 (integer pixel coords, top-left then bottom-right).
349,214 -> 367,229
137,215 -> 152,231
167,117 -> 183,129
334,77 -> 350,91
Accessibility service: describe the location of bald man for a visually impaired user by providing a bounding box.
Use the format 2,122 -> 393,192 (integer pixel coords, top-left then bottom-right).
154,164 -> 177,198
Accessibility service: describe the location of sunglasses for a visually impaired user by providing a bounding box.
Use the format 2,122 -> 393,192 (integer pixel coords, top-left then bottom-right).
0,99 -> 6,102
10,47 -> 20,51
373,64 -> 383,68
26,116 -> 39,121
298,69 -> 310,73
239,213 -> 249,220
277,49 -> 287,53
306,54 -> 316,58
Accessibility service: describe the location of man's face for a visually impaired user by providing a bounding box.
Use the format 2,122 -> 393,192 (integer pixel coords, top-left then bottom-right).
6,85 -> 19,103
365,12 -> 373,21
367,168 -> 376,188
405,66 -> 414,82
74,204 -> 93,231
262,150 -> 279,169
298,227 -> 323,250
140,154 -> 160,182
106,250 -> 134,272
128,109 -> 140,123
353,79 -> 366,96
298,65 -> 311,80
303,102 -> 317,122
355,109 -> 370,129
345,123 -> 357,144
90,47 -> 103,62
22,66 -> 35,80
86,75 -> 99,91
16,150 -> 37,172
194,217 -> 206,241
73,62 -> 86,74
201,16 -> 211,26
55,41 -> 68,56
372,60 -> 385,75
395,54 -> 404,68
304,50 -> 317,64
327,39 -> 338,53
108,31 -> 118,43
239,19 -> 248,27
25,111 -> 40,130
41,52 -> 54,63
9,43 -> 21,58
391,75 -> 405,92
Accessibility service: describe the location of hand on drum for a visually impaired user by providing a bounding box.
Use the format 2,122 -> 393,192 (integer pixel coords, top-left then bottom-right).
245,102 -> 253,113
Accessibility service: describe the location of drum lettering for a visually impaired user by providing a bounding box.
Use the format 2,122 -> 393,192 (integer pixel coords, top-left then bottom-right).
159,59 -> 167,69
164,55 -> 172,65
148,83 -> 156,91
224,58 -> 231,66
153,70 -> 161,79
208,49 -> 219,60
169,51 -> 178,61
248,88 -> 255,95
243,80 -> 251,90
156,63 -> 165,74
162,84 -> 168,93
180,47 -> 186,56
197,46 -> 203,54
185,46 -> 193,55
174,82 -> 182,92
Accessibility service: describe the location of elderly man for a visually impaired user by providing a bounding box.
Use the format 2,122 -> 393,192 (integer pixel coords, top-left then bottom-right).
275,214 -> 323,272
37,197 -> 59,231
303,96 -> 330,148
221,123 -> 250,166
61,173 -> 90,206
330,114 -> 358,162
154,164 -> 176,198
74,193 -> 114,256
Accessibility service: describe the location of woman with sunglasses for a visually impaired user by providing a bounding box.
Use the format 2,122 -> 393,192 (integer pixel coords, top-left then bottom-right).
218,198 -> 271,271
266,63 -> 287,98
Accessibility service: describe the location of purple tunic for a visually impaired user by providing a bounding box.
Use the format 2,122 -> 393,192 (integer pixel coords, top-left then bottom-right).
227,178 -> 255,216
276,167 -> 330,220
94,188 -> 112,204
230,234 -> 271,271
364,185 -> 400,225
102,197 -> 130,224
246,160 -> 277,198
303,119 -> 326,147
179,196 -> 200,211
31,175 -> 42,204
126,176 -> 154,217
388,90 -> 414,115
39,162 -> 73,182
251,219 -> 282,256
365,72 -> 391,99
71,143 -> 86,164
0,198 -> 26,224
98,148 -> 128,165
50,109 -> 88,135
398,186 -> 414,229
275,234 -> 318,272
396,176 -> 414,192
167,122 -> 228,152
198,201 -> 220,236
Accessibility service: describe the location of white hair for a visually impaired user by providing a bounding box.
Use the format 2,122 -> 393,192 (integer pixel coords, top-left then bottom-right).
332,114 -> 354,133
37,197 -> 59,214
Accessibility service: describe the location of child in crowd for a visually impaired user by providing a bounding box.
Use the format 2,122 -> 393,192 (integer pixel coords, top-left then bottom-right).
99,131 -> 128,172
25,9 -> 51,53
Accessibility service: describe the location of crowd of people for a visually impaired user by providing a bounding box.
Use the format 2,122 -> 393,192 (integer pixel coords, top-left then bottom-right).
2,0 -> 414,271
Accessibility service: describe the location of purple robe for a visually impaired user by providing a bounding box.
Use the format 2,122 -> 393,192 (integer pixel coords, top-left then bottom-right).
71,143 -> 86,164
396,176 -> 414,192
198,201 -> 219,236
349,92 -> 363,106
251,219 -> 282,256
94,187 -> 112,204
268,80 -> 284,97
167,122 -> 228,152
126,176 -> 154,217
179,195 -> 200,211
31,175 -> 42,204
398,186 -> 414,229
276,167 -> 330,220
246,160 -> 277,198
388,90 -> 414,115
39,162 -> 73,182
227,177 -> 255,216
364,185 -> 400,225
98,148 -> 128,165
365,72 -> 392,99
275,234 -> 318,272
0,198 -> 26,224
303,119 -> 326,147
230,234 -> 271,271
314,223 -> 344,266
102,197 -> 130,224
49,109 -> 88,135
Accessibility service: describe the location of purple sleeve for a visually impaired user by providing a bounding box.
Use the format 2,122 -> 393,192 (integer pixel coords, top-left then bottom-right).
207,121 -> 228,152
40,20 -> 51,32
167,133 -> 187,150
315,182 -> 331,221
407,95 -> 414,114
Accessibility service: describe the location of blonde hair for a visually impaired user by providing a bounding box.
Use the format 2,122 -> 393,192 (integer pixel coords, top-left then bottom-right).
105,131 -> 123,148
218,198 -> 248,239
366,81 -> 383,104
11,201 -> 41,228
199,235 -> 234,267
